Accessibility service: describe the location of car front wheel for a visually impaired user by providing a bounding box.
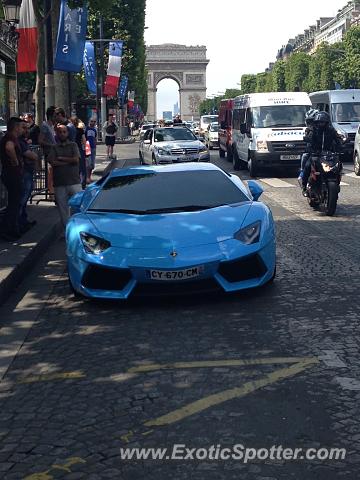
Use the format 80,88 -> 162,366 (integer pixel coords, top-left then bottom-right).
354,152 -> 360,176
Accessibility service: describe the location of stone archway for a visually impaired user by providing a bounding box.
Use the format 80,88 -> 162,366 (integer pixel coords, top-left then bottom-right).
146,44 -> 209,122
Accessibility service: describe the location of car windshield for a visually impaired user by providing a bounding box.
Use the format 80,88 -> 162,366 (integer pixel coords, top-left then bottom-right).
88,171 -> 249,213
154,128 -> 197,142
202,116 -> 218,125
251,105 -> 309,128
210,124 -> 219,132
331,103 -> 360,123
142,124 -> 155,130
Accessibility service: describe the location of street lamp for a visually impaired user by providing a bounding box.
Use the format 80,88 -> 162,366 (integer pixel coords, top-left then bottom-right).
2,0 -> 22,24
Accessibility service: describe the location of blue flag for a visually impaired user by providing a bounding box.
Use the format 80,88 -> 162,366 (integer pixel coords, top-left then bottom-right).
118,75 -> 128,105
83,41 -> 97,94
54,0 -> 88,73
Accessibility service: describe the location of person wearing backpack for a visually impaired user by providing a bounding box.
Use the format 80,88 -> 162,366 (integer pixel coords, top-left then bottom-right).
103,114 -> 118,159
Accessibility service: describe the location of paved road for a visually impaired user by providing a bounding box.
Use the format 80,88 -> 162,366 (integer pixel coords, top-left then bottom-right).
0,143 -> 360,479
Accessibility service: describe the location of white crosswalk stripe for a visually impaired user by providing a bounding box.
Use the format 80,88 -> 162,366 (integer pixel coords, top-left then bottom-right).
259,178 -> 295,188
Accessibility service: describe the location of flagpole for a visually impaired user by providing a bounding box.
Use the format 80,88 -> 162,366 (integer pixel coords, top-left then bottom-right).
99,17 -> 107,137
44,0 -> 55,109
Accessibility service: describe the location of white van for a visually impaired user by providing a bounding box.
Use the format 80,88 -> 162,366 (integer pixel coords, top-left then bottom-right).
309,89 -> 360,159
232,92 -> 312,176
199,115 -> 218,137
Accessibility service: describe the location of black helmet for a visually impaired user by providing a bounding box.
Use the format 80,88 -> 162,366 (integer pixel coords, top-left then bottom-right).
305,108 -> 319,126
314,111 -> 330,128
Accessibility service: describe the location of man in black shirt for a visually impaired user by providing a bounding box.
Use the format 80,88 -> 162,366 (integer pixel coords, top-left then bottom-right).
0,117 -> 24,240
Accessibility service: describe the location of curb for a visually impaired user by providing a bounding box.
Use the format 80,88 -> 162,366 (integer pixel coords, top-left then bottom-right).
0,220 -> 62,306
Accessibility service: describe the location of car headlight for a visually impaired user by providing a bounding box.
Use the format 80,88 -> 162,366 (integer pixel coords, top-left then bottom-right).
256,140 -> 269,152
80,232 -> 111,254
157,147 -> 170,156
199,145 -> 208,153
336,128 -> 348,142
234,221 -> 261,244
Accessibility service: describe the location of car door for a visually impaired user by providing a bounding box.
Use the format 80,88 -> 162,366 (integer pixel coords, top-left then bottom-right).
142,129 -> 153,164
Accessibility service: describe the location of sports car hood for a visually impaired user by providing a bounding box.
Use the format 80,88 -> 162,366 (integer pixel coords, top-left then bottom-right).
86,203 -> 253,249
155,140 -> 204,150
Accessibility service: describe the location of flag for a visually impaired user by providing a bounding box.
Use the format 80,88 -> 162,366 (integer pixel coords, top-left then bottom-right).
104,41 -> 123,97
17,0 -> 38,72
118,75 -> 128,105
83,41 -> 97,94
54,0 -> 88,73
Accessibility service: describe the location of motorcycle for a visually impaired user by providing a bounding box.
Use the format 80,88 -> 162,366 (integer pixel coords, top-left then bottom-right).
306,151 -> 342,216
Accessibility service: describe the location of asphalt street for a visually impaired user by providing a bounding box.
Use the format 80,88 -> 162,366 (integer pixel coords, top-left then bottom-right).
0,143 -> 360,479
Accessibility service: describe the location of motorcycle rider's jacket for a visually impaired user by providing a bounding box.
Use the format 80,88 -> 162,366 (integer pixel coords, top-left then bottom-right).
304,125 -> 342,154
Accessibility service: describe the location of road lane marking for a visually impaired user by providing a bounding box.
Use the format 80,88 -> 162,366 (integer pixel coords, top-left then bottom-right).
340,181 -> 349,186
127,356 -> 316,373
23,457 -> 86,480
144,358 -> 318,427
258,178 -> 296,188
18,370 -> 86,384
345,172 -> 359,178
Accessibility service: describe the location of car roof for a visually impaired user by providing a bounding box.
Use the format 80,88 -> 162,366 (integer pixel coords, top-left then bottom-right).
109,162 -> 223,178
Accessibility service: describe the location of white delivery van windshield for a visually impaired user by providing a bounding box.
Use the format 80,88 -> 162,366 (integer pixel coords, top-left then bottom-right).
251,105 -> 309,128
331,103 -> 360,123
201,115 -> 218,126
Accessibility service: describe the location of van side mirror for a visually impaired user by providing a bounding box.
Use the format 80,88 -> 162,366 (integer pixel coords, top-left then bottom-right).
240,123 -> 247,134
247,180 -> 263,201
220,121 -> 226,129
143,139 -> 151,145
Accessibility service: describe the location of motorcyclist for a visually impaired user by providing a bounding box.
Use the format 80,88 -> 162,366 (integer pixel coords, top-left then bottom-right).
298,108 -> 318,190
301,111 -> 343,196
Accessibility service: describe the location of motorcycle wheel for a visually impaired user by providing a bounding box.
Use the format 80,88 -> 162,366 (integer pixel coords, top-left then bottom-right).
324,182 -> 338,216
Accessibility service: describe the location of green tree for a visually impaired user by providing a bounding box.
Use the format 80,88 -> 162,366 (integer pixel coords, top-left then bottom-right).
272,60 -> 286,91
336,26 -> 360,88
240,74 -> 257,94
285,52 -> 310,91
255,72 -> 273,92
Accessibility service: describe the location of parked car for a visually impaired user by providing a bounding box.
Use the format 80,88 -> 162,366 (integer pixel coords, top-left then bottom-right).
204,122 -> 219,150
66,163 -> 276,299
139,126 -> 210,165
139,123 -> 156,140
310,89 -> 360,160
353,123 -> 360,175
0,117 -> 7,136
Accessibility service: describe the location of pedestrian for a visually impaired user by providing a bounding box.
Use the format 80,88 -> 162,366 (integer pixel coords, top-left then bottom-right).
85,118 -> 97,184
24,113 -> 40,145
70,116 -> 87,189
47,124 -> 82,228
19,121 -> 39,232
173,114 -> 183,124
103,114 -> 118,159
54,107 -> 76,142
39,106 -> 56,154
0,117 -> 24,240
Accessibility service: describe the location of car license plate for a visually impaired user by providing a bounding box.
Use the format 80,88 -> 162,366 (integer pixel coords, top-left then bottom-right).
148,266 -> 204,281
177,155 -> 196,162
280,154 -> 301,160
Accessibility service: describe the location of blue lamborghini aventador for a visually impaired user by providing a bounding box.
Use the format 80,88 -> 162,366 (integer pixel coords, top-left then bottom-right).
66,163 -> 276,299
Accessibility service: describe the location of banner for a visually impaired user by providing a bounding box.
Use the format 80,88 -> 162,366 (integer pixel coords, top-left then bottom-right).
17,0 -> 38,72
83,41 -> 97,94
127,90 -> 135,110
104,41 -> 123,97
118,75 -> 128,105
54,0 -> 88,72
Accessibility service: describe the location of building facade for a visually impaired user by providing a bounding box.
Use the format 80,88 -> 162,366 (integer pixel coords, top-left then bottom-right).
0,21 -> 18,122
276,0 -> 360,61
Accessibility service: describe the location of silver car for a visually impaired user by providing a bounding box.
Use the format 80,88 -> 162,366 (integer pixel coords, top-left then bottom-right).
139,126 -> 210,165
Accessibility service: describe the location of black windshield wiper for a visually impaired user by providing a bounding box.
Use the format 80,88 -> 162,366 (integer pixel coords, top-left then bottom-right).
266,123 -> 292,128
144,205 -> 213,213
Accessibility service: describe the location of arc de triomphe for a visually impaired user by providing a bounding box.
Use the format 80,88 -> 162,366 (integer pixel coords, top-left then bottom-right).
146,44 -> 209,122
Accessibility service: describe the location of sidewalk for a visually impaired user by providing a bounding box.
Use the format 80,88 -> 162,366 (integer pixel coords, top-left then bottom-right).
0,203 -> 61,305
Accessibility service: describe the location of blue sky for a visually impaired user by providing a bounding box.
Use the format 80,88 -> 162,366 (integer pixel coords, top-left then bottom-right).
145,0 -> 346,117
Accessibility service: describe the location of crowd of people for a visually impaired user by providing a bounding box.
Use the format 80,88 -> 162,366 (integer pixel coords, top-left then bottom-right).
0,107 -> 100,241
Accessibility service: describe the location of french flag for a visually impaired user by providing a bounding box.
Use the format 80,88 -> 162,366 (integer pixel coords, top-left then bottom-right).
104,41 -> 123,97
17,0 -> 38,73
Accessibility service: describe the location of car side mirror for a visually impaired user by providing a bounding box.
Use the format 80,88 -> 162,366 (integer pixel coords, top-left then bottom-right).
68,190 -> 85,214
247,180 -> 263,201
240,123 -> 247,135
143,139 -> 151,144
